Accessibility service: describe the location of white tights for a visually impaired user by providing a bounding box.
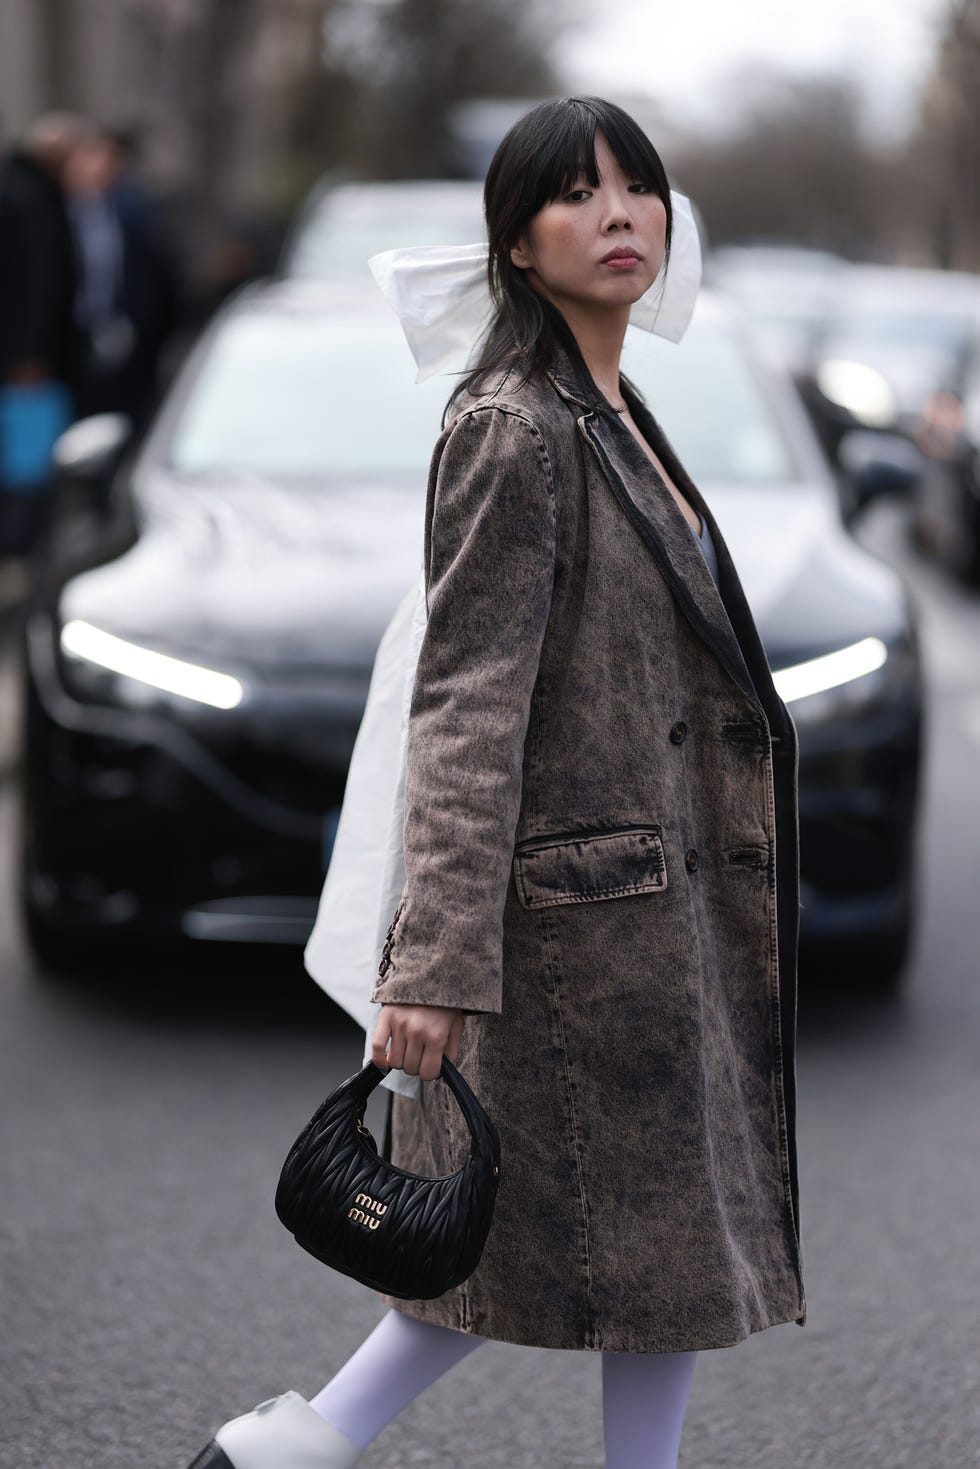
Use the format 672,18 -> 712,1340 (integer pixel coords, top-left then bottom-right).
309,1307 -> 698,1469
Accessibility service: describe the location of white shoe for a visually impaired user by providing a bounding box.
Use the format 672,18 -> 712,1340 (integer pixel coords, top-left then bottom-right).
187,1389 -> 362,1469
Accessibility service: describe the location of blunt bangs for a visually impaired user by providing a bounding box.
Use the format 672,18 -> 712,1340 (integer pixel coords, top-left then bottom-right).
512,98 -> 667,220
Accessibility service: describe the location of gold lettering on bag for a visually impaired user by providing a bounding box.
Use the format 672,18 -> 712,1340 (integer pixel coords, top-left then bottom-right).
348,1192 -> 389,1228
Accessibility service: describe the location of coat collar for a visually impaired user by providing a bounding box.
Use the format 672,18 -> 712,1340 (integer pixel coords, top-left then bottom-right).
545,335 -> 782,717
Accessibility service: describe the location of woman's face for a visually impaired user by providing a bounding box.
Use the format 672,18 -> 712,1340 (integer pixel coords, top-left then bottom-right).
509,131 -> 667,319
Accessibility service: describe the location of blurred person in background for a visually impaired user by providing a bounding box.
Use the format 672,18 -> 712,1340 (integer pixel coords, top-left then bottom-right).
0,110 -> 82,558
182,97 -> 805,1469
65,122 -> 180,429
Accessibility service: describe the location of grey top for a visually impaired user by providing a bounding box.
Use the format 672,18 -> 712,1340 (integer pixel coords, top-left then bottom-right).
691,511 -> 720,588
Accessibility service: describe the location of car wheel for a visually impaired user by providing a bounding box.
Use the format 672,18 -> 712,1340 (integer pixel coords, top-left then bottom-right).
860,902 -> 914,994
834,888 -> 916,996
16,784 -> 134,978
19,893 -> 84,974
19,884 -> 145,977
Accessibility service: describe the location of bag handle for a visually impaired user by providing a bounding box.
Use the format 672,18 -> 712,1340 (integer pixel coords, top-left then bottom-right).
346,1057 -> 500,1170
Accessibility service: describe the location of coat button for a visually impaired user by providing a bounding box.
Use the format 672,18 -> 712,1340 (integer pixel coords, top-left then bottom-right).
685,848 -> 700,872
669,721 -> 687,744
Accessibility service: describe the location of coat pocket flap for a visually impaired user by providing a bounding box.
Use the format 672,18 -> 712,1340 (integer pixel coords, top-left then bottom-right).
512,825 -> 668,909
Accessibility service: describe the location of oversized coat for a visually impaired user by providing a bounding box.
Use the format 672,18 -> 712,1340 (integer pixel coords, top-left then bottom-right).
368,333 -> 807,1353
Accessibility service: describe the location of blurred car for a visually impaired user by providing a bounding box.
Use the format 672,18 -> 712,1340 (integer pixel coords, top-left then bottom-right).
18,281 -> 452,962
17,280 -> 924,990
905,329 -> 980,586
705,242 -> 850,379
278,178 -> 485,283
799,263 -> 980,478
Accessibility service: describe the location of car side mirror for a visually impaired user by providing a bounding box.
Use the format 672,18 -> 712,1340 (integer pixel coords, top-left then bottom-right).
836,428 -> 925,517
53,413 -> 133,484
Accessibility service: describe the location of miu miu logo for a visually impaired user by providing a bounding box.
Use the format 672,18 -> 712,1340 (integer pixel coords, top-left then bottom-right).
348,1192 -> 388,1229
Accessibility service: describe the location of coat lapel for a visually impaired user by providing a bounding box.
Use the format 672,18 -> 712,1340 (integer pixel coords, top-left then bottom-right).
618,385 -> 796,740
546,341 -> 762,710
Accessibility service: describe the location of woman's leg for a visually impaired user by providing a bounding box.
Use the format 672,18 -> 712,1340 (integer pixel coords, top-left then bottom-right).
601,1348 -> 698,1469
308,1306 -> 487,1451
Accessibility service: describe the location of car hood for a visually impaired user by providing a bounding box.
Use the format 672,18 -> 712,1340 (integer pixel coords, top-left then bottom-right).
59,472 -> 426,668
705,480 -> 907,668
58,471 -> 906,678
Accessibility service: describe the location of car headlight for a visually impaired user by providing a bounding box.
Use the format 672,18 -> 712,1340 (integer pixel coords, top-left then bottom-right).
60,619 -> 244,710
816,358 -> 897,428
772,635 -> 896,727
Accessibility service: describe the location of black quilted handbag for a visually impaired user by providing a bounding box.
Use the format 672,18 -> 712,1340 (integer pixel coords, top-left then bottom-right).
274,1057 -> 501,1299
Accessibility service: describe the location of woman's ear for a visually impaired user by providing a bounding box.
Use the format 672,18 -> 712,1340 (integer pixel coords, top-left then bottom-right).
509,234 -> 532,270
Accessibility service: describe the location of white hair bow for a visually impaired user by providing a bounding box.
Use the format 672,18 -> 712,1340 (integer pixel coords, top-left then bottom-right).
367,187 -> 703,383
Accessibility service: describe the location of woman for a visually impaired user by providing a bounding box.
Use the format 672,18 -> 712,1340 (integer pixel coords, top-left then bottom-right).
188,95 -> 805,1469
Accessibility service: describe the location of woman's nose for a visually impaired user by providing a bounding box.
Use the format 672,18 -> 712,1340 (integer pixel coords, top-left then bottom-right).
601,189 -> 635,231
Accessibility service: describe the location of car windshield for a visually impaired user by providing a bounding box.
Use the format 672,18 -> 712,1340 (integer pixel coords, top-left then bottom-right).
285,190 -> 486,281
166,302 -> 804,486
621,317 -> 803,484
167,309 -> 454,479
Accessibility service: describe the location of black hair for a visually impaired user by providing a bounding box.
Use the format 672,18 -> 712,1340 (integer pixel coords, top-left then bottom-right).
442,95 -> 674,425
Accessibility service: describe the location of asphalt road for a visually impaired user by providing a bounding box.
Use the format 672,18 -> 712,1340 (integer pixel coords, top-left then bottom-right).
1,499 -> 978,1469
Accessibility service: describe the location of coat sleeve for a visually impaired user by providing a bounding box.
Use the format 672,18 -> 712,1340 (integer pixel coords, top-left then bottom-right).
369,404 -> 557,1015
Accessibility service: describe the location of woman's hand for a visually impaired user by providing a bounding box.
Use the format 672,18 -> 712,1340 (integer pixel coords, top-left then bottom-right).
371,1003 -> 464,1081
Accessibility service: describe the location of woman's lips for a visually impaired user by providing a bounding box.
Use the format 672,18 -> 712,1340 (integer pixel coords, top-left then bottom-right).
601,257 -> 641,270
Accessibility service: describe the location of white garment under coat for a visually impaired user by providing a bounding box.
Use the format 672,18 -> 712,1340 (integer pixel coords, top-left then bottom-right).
303,567 -> 427,1101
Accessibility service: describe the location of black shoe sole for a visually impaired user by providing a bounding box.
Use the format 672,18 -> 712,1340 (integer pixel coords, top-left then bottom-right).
187,1441 -> 235,1469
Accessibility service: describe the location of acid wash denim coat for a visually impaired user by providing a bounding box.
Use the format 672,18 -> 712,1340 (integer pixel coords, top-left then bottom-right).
369,333 -> 807,1354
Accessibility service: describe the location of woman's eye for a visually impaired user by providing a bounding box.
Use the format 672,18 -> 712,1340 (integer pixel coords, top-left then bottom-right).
565,189 -> 590,202
629,183 -> 652,193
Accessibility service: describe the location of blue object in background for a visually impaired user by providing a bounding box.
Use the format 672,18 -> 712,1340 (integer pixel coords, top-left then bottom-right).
0,381 -> 74,492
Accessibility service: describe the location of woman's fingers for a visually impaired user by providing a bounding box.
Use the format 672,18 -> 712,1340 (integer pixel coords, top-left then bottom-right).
402,1032 -> 423,1076
371,1010 -> 394,1068
371,1004 -> 464,1077
421,1039 -> 448,1082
